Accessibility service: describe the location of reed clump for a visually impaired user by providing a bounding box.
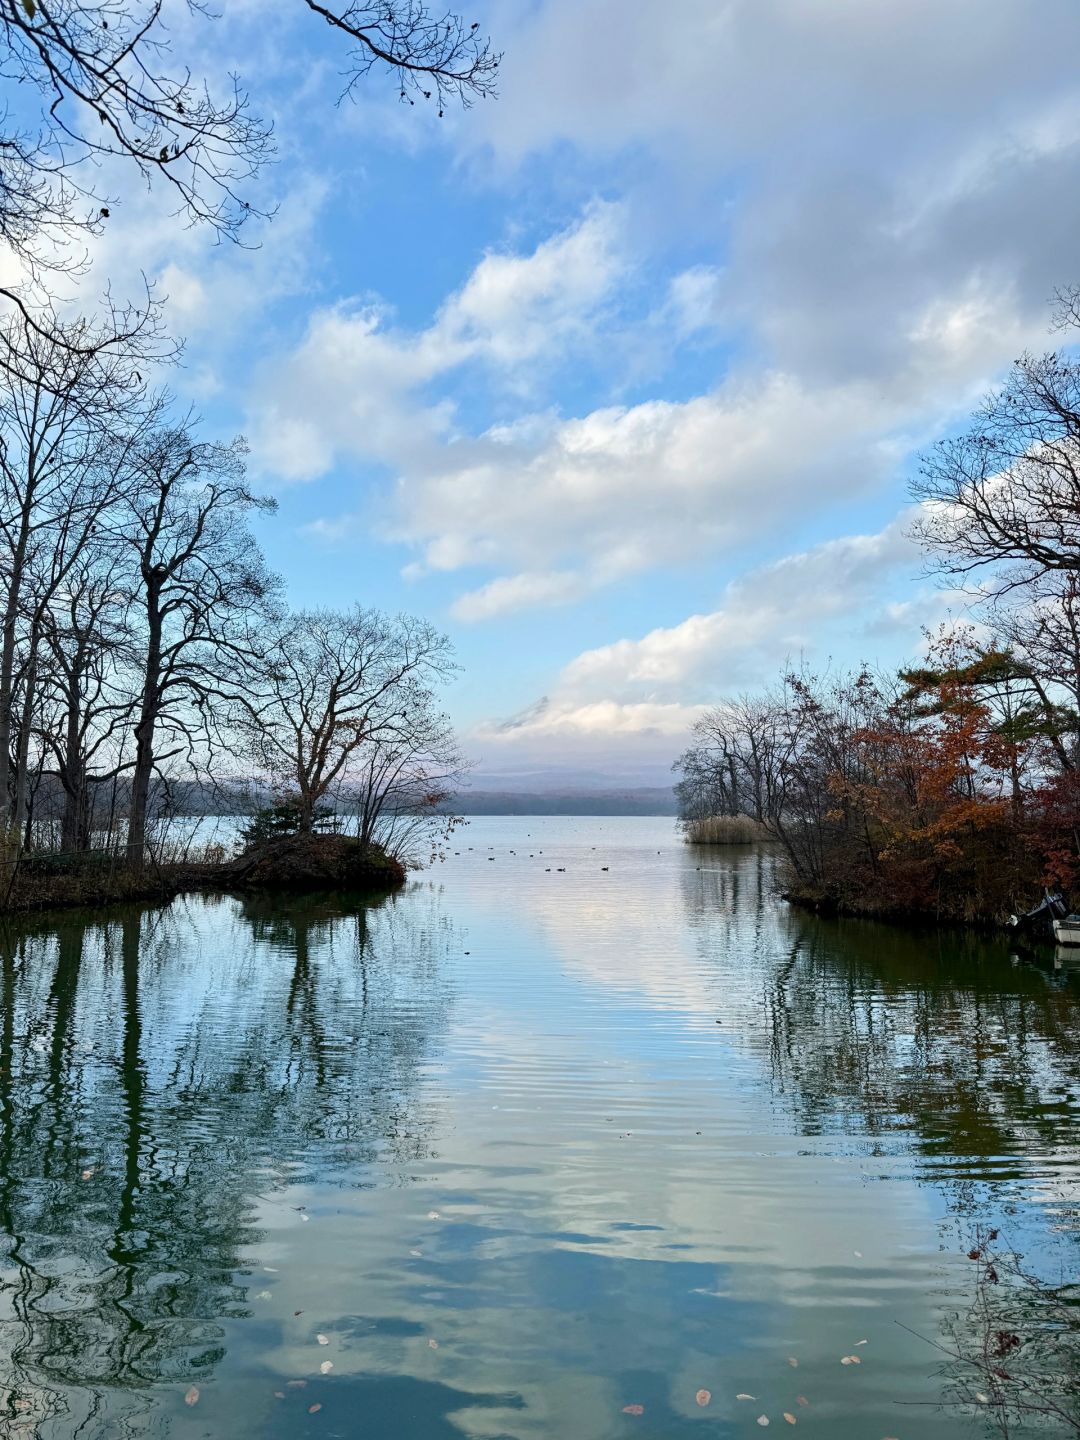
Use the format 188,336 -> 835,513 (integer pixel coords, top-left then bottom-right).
683,814 -> 770,845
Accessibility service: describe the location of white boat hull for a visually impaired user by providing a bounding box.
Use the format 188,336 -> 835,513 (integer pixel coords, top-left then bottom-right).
1053,919 -> 1080,946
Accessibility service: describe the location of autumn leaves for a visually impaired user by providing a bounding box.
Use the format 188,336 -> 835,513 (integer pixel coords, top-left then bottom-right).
619,1342 -> 881,1431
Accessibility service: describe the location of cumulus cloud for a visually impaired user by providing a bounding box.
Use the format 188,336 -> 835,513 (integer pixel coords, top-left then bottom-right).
252,43 -> 1080,619
254,203 -> 936,603
436,200 -> 629,369
558,522 -> 920,703
248,202 -> 628,483
466,513 -> 966,765
392,374 -> 905,585
450,570 -> 585,621
469,0 -> 1080,393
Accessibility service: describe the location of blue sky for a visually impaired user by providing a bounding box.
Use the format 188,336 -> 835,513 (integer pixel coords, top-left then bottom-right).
65,0 -> 1080,781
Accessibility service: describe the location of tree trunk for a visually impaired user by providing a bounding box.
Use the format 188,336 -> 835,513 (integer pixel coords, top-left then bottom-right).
60,651 -> 90,852
126,583 -> 161,868
61,781 -> 90,855
0,605 -> 17,841
0,540 -> 29,842
11,634 -> 38,845
0,456 -> 39,843
296,780 -> 315,834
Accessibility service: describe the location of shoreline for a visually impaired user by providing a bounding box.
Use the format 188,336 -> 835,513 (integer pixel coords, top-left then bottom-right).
780,883 -> 1012,934
0,837 -> 408,917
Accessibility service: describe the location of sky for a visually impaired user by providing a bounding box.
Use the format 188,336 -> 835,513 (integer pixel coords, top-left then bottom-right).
58,0 -> 1080,785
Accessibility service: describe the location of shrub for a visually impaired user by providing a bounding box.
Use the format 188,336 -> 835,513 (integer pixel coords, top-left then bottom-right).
237,801 -> 335,851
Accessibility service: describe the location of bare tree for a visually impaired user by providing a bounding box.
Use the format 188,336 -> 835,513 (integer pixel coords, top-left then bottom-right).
972,578 -> 1080,777
38,544 -> 138,850
238,606 -> 455,837
675,695 -> 788,828
0,304 -> 153,843
0,0 -> 497,270
911,310 -> 1080,595
301,3 -> 499,112
348,688 -> 466,863
119,425 -> 278,865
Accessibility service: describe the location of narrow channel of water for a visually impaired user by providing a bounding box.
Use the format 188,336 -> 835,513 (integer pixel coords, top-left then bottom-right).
0,816 -> 1077,1437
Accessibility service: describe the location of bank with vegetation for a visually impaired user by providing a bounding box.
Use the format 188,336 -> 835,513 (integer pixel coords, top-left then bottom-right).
1,804 -> 412,914
678,297 -> 1080,929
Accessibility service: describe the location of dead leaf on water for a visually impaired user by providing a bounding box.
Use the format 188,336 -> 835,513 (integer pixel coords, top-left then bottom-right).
184,1386 -> 200,1406
622,1404 -> 644,1415
695,1389 -> 711,1407
308,1402 -> 322,1413
783,1415 -> 796,1426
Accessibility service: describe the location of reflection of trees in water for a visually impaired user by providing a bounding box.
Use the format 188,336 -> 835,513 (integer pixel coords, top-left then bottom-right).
0,889 -> 454,1431
678,853 -> 1080,1431
679,849 -> 1080,1196
760,917 -> 1080,1173
678,845 -> 783,941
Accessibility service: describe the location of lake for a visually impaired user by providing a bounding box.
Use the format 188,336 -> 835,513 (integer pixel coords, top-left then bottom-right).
1,815 -> 1078,1437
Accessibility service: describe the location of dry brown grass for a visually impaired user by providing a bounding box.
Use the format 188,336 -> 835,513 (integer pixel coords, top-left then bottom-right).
683,814 -> 770,845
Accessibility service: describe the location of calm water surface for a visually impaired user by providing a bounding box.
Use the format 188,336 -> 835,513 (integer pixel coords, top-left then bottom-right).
1,816 -> 1079,1437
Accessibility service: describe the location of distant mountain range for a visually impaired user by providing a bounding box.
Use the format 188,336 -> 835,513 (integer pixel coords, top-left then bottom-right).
442,764 -> 679,815
50,767 -> 680,820
440,787 -> 678,816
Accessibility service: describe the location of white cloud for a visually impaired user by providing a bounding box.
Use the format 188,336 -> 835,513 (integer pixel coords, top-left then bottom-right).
664,266 -> 725,340
466,513 -> 965,765
392,372 -> 906,588
253,124 -> 1080,621
468,0 -> 1080,395
435,200 -> 628,369
559,522 -> 920,704
281,329 -> 913,598
450,570 -> 585,621
243,0 -> 1080,640
249,202 -> 628,483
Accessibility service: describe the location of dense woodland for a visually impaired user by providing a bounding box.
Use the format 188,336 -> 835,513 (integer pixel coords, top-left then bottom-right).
677,299 -> 1080,923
